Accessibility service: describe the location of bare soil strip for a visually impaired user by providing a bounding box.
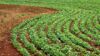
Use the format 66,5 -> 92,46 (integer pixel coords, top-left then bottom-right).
0,4 -> 56,56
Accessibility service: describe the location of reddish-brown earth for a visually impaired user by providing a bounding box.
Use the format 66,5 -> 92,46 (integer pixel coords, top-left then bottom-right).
0,4 -> 56,56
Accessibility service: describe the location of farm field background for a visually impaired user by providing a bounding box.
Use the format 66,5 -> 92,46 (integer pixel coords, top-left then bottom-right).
0,0 -> 100,56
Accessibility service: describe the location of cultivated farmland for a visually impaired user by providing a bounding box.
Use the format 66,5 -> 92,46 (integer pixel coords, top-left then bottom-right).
0,0 -> 100,56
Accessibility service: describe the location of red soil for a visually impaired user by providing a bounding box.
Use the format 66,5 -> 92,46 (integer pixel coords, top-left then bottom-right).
0,4 -> 56,56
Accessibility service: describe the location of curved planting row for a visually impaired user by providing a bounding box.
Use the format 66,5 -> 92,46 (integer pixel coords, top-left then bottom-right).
11,6 -> 100,56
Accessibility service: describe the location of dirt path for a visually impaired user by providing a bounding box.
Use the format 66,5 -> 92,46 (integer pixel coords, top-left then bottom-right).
0,4 -> 57,56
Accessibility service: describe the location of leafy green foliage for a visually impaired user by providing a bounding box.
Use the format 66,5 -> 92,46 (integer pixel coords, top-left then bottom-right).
1,0 -> 99,56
